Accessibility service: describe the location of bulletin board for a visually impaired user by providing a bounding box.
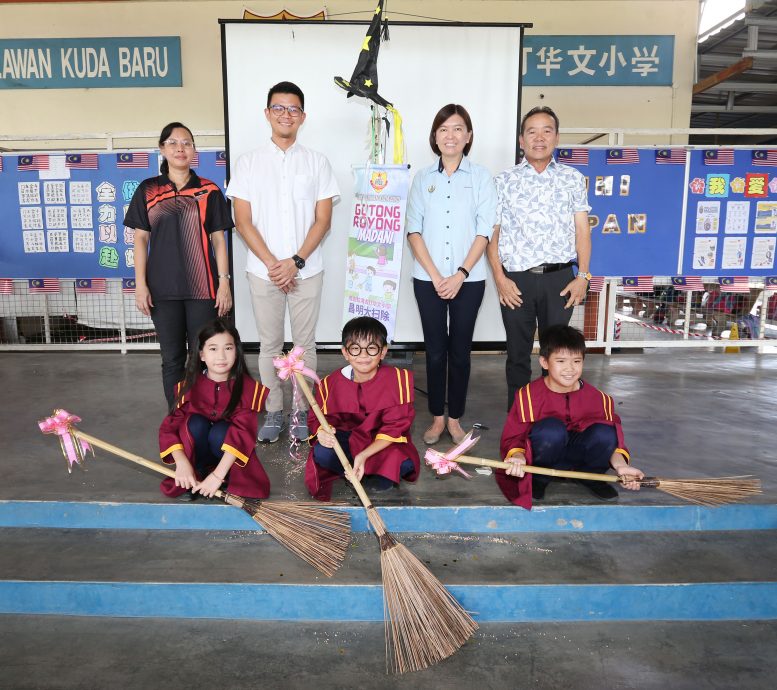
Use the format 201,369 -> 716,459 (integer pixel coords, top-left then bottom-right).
0,150 -> 228,278
680,149 -> 777,276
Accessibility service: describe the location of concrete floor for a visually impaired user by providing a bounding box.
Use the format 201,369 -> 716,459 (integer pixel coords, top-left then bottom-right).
4,349 -> 776,504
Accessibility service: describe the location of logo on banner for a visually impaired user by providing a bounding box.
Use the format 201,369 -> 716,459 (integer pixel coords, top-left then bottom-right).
370,171 -> 388,192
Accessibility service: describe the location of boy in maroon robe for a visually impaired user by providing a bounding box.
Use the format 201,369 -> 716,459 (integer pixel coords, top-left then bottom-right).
305,317 -> 420,500
497,325 -> 644,509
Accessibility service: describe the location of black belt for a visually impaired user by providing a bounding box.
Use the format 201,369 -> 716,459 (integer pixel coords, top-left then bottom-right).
526,261 -> 575,274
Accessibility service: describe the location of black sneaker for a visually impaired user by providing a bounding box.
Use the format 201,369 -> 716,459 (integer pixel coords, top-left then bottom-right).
576,479 -> 618,501
531,480 -> 547,501
177,490 -> 199,502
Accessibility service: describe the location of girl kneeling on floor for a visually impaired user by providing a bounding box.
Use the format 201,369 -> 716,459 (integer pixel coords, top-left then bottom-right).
159,319 -> 270,500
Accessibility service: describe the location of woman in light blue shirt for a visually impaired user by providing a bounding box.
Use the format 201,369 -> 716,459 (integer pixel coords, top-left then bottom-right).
406,104 -> 497,445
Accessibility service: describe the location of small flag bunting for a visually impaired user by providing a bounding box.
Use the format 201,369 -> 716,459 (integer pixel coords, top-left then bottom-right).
656,149 -> 686,165
216,151 -> 227,166
65,154 -> 99,170
558,148 -> 589,166
18,155 -> 50,171
764,276 -> 777,290
752,150 -> 777,167
0,278 -> 13,295
704,149 -> 734,165
719,276 -> 750,293
75,278 -> 107,294
122,278 -> 136,293
671,276 -> 704,291
116,152 -> 150,169
607,148 -> 639,164
587,276 -> 605,293
28,278 -> 60,293
621,276 -> 654,292
190,152 -> 200,168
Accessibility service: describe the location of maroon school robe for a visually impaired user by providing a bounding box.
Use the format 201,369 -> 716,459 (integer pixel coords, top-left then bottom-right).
305,365 -> 420,501
158,373 -> 270,498
497,378 -> 630,510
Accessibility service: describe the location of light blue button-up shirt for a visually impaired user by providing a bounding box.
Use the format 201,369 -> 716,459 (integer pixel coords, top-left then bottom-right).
405,157 -> 497,282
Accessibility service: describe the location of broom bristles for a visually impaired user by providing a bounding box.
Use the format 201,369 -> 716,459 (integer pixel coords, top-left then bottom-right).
363,508 -> 478,673
650,476 -> 761,507
238,498 -> 351,577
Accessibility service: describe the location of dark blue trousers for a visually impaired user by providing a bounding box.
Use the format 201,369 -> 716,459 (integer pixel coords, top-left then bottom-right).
529,418 -> 616,488
313,430 -> 414,489
413,278 -> 485,418
187,414 -> 230,476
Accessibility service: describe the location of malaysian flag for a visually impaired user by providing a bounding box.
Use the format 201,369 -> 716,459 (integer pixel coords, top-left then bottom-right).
704,149 -> 734,166
28,278 -> 60,293
719,276 -> 750,293
75,278 -> 107,294
607,148 -> 639,164
116,152 -> 150,169
190,151 -> 200,168
216,151 -> 227,167
764,276 -> 777,291
621,276 -> 654,292
18,155 -> 50,171
0,156 -> 3,172
0,278 -> 13,295
66,154 -> 99,170
752,150 -> 777,167
656,149 -> 686,165
122,278 -> 136,293
671,276 -> 704,291
587,276 -> 605,293
558,148 -> 589,166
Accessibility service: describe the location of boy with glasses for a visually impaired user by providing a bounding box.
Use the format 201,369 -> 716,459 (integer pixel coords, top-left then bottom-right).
304,317 -> 420,500
227,81 -> 340,443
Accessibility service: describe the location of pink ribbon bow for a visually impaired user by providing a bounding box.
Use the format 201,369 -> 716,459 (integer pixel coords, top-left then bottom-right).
273,346 -> 320,402
38,409 -> 92,472
424,430 -> 481,479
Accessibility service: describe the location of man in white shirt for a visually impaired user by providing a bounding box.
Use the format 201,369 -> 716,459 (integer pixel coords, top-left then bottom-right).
227,81 -> 340,442
487,106 -> 592,410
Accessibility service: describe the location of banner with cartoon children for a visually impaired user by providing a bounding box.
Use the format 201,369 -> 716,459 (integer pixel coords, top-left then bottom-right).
343,164 -> 410,342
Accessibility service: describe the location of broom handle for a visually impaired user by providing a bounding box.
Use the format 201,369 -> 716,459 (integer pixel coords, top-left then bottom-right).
455,454 -> 621,484
292,372 -> 375,509
73,430 -> 228,499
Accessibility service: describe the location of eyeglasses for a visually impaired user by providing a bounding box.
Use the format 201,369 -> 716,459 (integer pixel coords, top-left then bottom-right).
163,139 -> 194,149
346,343 -> 382,357
268,104 -> 304,117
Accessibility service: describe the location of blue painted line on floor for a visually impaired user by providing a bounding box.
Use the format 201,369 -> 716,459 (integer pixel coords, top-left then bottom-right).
1,501 -> 776,533
1,581 -> 776,622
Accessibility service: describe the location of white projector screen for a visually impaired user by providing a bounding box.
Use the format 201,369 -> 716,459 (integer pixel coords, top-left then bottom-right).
221,20 -> 526,346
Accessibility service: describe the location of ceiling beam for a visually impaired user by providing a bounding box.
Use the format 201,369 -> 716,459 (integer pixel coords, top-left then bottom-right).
693,57 -> 754,94
703,80 -> 777,92
691,104 -> 777,113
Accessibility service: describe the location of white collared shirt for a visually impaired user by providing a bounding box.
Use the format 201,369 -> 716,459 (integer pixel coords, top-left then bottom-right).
226,140 -> 340,280
495,157 -> 590,272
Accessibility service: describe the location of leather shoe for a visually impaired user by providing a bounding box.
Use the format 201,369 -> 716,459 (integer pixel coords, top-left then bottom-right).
576,479 -> 618,501
531,481 -> 547,501
423,426 -> 442,445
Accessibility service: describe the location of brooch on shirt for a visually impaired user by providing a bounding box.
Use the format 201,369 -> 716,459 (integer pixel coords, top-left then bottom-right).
427,185 -> 436,193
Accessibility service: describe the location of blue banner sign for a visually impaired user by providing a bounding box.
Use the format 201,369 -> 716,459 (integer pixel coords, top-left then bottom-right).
523,35 -> 674,86
0,37 -> 181,89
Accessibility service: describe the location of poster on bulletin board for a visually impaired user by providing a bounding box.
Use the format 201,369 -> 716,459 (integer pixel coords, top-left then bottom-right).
0,150 -> 227,279
680,149 -> 777,276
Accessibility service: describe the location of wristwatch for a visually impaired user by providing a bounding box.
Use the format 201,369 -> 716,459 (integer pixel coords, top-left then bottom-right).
292,254 -> 306,270
577,271 -> 592,281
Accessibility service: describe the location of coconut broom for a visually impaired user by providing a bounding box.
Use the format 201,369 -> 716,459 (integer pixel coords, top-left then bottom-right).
289,369 -> 478,674
38,410 -> 350,577
426,441 -> 761,507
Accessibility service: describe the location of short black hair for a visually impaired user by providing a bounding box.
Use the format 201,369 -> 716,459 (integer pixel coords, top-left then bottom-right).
520,106 -> 559,134
429,103 -> 473,156
158,122 -> 194,176
539,325 -> 586,359
266,81 -> 305,110
342,317 -> 388,348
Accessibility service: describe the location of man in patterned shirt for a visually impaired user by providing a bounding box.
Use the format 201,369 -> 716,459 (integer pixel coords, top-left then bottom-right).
487,106 -> 592,410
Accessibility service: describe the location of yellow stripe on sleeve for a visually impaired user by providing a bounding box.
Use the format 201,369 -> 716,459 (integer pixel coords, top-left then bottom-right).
250,381 -> 259,410
506,447 -> 525,459
525,385 -> 535,423
222,443 -> 248,467
404,368 -> 411,402
395,367 -> 404,405
160,443 -> 184,460
518,387 -> 526,422
376,433 -> 407,444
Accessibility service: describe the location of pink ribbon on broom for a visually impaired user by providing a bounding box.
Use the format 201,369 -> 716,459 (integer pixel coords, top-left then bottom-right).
38,409 -> 92,472
423,431 -> 481,478
273,345 -> 320,397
